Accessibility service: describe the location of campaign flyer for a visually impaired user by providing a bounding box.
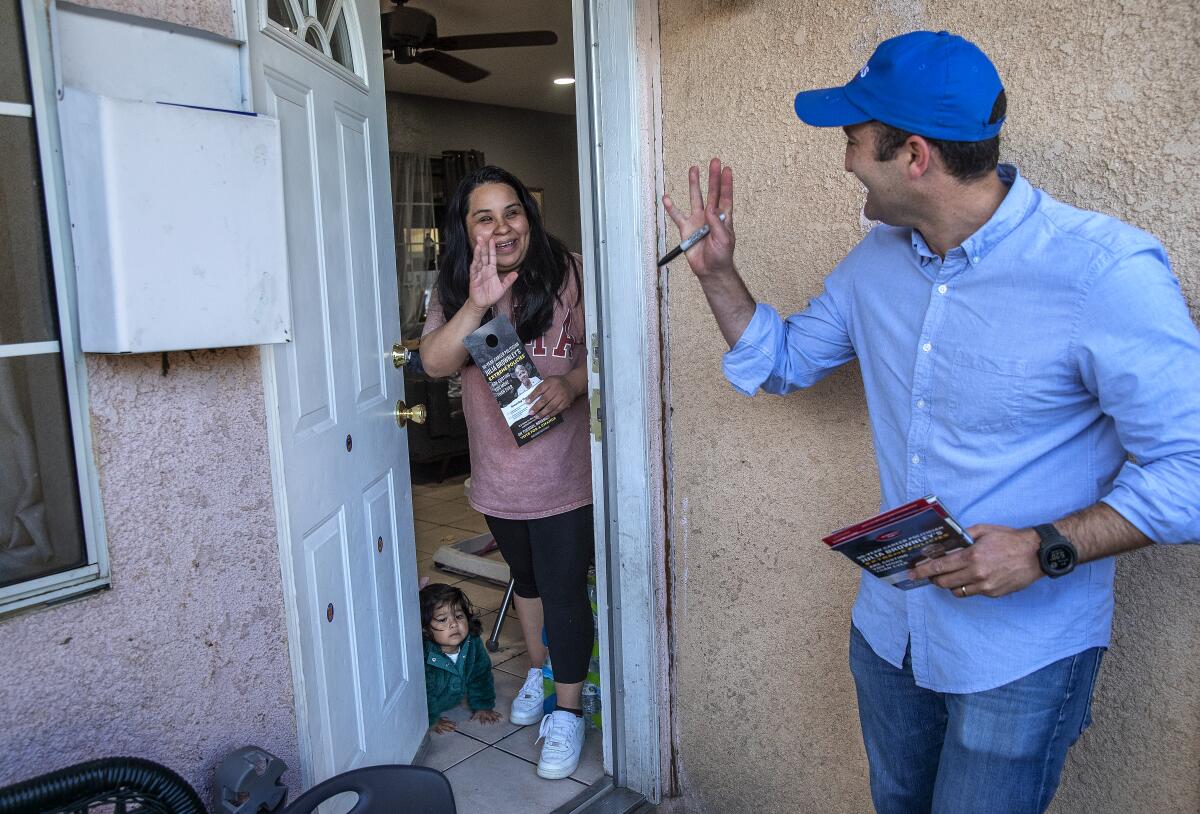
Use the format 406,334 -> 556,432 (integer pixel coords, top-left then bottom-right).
821,495 -> 973,590
462,314 -> 561,447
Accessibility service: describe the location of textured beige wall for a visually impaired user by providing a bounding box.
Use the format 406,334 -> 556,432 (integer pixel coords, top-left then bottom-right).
66,0 -> 235,39
659,1 -> 1199,812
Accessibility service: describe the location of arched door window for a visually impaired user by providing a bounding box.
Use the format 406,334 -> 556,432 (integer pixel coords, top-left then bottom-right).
266,0 -> 360,76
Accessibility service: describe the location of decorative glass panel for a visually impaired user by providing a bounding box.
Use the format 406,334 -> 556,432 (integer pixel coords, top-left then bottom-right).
0,115 -> 57,345
265,1 -> 358,76
304,25 -> 326,54
0,353 -> 86,588
316,0 -> 337,26
266,0 -> 298,33
0,0 -> 32,104
329,14 -> 354,71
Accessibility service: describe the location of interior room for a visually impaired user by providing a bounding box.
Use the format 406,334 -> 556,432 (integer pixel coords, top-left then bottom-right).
379,2 -> 599,810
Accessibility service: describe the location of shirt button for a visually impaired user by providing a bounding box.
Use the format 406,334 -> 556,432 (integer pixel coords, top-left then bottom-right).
917,399 -> 926,408
972,256 -> 981,263
922,342 -> 932,352
937,284 -> 948,295
911,454 -> 921,464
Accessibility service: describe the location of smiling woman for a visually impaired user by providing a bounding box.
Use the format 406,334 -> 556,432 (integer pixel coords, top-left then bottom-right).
416,164 -> 596,781
423,165 -> 578,359
465,181 -> 531,275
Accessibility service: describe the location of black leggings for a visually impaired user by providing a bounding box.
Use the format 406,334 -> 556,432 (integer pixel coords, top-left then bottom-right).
484,505 -> 595,685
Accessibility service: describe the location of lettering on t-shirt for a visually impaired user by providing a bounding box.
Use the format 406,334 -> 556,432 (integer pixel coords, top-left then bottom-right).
528,311 -> 577,359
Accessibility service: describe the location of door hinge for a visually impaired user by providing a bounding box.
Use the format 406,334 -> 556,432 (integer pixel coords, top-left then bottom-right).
590,390 -> 603,441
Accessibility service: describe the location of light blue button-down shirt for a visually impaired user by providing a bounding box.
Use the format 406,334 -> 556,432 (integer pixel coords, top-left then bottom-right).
723,165 -> 1200,693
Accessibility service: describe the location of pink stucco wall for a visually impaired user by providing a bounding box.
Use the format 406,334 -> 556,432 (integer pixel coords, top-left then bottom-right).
0,0 -> 298,798
67,0 -> 236,39
0,349 -> 298,801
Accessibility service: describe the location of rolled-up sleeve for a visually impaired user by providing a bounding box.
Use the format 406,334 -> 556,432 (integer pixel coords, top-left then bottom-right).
723,303 -> 789,396
1076,246 -> 1200,544
722,281 -> 856,397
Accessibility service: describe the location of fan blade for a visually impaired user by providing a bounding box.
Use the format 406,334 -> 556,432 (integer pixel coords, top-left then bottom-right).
432,31 -> 558,51
415,50 -> 490,83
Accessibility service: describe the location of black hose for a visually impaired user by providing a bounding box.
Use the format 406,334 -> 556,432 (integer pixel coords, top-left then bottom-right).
0,757 -> 206,814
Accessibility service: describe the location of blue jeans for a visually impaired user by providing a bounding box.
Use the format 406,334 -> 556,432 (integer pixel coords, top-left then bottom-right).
849,625 -> 1103,814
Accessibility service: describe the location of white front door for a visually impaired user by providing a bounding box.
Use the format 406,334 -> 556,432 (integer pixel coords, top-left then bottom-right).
246,0 -> 425,782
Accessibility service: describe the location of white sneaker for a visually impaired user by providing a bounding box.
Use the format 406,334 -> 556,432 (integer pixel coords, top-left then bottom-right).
509,668 -> 545,725
536,710 -> 585,779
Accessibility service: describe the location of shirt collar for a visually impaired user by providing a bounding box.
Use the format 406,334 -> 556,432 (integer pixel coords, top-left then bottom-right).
910,164 -> 1033,267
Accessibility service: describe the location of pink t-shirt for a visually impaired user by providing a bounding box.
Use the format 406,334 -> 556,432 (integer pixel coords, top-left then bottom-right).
422,266 -> 593,520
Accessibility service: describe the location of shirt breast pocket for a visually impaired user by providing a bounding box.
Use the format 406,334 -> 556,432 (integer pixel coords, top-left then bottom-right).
944,349 -> 1027,433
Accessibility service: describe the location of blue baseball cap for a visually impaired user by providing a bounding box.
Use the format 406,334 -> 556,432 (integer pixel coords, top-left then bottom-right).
794,31 -> 1005,142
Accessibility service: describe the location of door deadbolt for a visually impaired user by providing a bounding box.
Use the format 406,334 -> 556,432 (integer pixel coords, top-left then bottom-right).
392,343 -> 411,369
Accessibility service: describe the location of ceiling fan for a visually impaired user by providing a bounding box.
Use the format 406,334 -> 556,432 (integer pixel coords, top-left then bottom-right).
381,1 -> 559,84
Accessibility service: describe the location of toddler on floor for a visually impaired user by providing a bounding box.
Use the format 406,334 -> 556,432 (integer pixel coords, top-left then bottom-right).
421,583 -> 501,733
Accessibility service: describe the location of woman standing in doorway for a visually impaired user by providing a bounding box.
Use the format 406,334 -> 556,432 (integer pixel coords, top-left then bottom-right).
419,166 -> 593,780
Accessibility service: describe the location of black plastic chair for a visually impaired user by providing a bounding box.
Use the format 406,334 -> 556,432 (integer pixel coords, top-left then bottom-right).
281,765 -> 455,814
0,757 -> 206,814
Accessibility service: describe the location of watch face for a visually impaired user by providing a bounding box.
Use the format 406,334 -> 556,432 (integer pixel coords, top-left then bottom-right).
1045,544 -> 1074,573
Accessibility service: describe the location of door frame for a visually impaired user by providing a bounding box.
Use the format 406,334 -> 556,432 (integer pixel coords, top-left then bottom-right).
243,0 -> 668,799
572,0 -> 665,803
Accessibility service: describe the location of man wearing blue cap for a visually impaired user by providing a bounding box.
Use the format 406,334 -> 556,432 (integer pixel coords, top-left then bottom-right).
664,30 -> 1200,813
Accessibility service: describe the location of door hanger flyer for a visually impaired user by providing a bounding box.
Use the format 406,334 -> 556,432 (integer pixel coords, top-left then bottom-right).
463,314 -> 562,446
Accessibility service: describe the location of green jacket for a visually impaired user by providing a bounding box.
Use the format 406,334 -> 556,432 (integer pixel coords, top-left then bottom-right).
424,634 -> 495,726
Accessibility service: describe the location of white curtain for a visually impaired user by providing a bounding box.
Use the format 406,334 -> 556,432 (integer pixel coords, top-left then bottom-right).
390,151 -> 438,337
0,359 -> 53,579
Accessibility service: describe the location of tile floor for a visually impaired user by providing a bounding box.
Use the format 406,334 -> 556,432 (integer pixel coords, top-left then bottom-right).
411,474 -> 604,813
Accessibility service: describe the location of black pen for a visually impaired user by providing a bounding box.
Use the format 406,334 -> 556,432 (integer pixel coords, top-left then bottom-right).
657,213 -> 726,267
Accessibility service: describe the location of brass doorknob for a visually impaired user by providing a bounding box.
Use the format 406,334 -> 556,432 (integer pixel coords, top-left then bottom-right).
395,400 -> 426,427
392,343 -> 411,369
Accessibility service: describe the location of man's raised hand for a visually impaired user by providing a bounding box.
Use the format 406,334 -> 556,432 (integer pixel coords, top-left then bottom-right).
662,157 -> 736,278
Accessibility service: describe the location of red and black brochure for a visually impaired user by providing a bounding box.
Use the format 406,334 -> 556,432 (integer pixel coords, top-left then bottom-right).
822,495 -> 973,590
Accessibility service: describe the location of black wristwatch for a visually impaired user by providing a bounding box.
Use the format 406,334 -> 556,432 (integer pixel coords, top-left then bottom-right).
1034,524 -> 1077,578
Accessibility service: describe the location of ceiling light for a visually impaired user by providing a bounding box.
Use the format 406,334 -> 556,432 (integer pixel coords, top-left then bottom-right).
553,77 -> 575,85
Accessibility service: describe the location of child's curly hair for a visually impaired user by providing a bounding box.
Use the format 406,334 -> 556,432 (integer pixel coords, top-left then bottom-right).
419,582 -> 482,640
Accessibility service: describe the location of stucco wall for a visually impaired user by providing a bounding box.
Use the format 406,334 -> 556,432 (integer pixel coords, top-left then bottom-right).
659,1 -> 1199,812
387,92 -> 583,252
0,349 -> 298,801
66,0 -> 235,39
0,1 -> 297,799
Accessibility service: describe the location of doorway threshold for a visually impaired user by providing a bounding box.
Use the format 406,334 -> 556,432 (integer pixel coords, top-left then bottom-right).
550,777 -> 649,814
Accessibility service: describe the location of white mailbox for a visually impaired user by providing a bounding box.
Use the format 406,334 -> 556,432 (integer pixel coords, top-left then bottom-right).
59,89 -> 292,353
